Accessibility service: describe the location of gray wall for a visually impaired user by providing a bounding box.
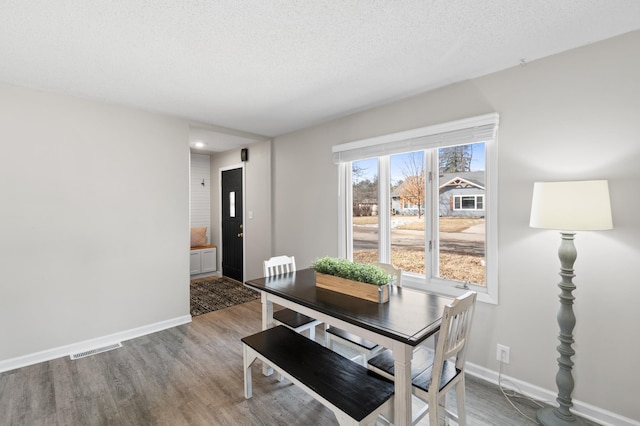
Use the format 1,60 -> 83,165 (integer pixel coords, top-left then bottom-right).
271,31 -> 640,421
0,83 -> 191,363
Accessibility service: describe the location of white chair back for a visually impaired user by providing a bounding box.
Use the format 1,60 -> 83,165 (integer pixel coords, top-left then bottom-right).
370,262 -> 402,287
431,290 -> 477,393
263,255 -> 296,277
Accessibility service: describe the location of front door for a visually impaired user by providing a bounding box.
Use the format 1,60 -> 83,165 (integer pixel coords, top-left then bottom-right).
221,168 -> 243,282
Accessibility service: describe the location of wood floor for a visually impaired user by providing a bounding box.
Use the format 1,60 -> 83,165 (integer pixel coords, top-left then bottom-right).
0,299 -> 598,426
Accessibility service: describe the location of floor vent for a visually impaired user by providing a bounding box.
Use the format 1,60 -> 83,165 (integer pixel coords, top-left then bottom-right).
70,343 -> 123,360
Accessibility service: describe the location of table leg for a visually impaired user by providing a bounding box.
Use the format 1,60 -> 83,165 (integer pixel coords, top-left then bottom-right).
261,293 -> 274,376
392,342 -> 413,426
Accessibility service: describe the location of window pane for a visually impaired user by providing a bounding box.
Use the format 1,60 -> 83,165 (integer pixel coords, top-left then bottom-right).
461,196 -> 475,209
437,143 -> 486,285
352,158 -> 378,263
390,151 -> 425,274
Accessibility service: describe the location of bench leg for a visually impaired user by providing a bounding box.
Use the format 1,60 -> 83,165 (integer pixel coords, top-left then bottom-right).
326,332 -> 334,350
357,396 -> 394,426
334,411 -> 357,426
243,343 -> 256,399
309,326 -> 316,341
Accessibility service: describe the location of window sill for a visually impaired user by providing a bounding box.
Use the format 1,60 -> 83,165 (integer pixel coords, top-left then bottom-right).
401,273 -> 498,305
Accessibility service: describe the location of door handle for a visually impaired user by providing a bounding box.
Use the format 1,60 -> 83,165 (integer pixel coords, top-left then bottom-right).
237,233 -> 243,238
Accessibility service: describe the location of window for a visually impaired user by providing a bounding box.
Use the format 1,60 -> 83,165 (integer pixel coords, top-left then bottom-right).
453,195 -> 484,210
352,158 -> 379,263
335,114 -> 498,303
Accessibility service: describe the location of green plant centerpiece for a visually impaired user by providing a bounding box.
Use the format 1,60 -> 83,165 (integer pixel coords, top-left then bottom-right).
312,257 -> 390,285
311,257 -> 391,303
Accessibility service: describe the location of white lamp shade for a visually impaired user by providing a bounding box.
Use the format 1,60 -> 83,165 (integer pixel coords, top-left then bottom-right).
530,180 -> 613,231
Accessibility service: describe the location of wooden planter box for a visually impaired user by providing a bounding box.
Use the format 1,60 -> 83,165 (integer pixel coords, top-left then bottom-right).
315,272 -> 390,303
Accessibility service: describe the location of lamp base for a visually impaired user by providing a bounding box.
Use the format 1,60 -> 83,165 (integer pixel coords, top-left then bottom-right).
537,407 -> 585,426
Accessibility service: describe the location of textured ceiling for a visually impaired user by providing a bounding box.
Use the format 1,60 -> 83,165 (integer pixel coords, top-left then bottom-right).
2,1 -> 640,152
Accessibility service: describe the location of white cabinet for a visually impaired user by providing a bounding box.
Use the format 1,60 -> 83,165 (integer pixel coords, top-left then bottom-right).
190,252 -> 202,275
190,246 -> 217,275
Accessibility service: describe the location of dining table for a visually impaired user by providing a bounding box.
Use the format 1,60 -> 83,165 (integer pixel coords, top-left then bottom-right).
244,267 -> 452,426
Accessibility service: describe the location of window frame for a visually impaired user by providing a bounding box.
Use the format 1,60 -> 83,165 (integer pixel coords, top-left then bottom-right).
453,194 -> 485,211
335,114 -> 499,304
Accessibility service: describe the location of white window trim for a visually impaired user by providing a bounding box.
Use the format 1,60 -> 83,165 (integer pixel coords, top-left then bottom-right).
335,114 -> 499,304
337,163 -> 351,260
453,194 -> 485,211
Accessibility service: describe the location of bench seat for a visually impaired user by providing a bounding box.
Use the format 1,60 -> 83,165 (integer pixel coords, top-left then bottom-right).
242,325 -> 394,426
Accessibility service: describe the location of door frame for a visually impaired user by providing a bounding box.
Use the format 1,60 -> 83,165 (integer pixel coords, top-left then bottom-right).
218,163 -> 246,282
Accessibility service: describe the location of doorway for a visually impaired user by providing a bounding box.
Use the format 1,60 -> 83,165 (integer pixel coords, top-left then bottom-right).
221,167 -> 244,282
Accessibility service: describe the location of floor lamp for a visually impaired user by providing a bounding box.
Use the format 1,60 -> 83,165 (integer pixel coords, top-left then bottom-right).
530,180 -> 613,426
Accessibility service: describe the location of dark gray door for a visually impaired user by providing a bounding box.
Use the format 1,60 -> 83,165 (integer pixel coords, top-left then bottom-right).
221,168 -> 243,282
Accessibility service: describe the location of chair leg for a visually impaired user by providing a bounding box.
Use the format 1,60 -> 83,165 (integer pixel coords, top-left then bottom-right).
428,393 -> 441,426
455,377 -> 467,426
440,392 -> 447,424
428,407 -> 439,426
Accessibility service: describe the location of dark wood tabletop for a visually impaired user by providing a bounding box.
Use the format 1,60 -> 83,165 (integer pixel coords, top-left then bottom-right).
245,268 -> 452,346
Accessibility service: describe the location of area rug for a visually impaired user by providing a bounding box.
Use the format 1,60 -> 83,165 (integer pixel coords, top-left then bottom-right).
190,276 -> 260,317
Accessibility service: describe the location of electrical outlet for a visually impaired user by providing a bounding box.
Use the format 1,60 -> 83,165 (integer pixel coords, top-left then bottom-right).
497,344 -> 510,364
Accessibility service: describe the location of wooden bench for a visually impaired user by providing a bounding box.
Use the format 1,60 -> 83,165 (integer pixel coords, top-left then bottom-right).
242,325 -> 395,426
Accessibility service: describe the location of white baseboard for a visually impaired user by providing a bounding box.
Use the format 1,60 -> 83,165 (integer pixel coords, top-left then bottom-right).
466,362 -> 640,426
0,315 -> 192,373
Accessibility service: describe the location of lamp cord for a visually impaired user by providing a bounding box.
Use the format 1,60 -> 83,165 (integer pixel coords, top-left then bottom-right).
498,361 -> 547,424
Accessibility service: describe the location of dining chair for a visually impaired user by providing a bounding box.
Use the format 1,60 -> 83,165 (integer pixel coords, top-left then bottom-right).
367,291 -> 477,426
264,255 -> 323,341
325,262 -> 402,366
